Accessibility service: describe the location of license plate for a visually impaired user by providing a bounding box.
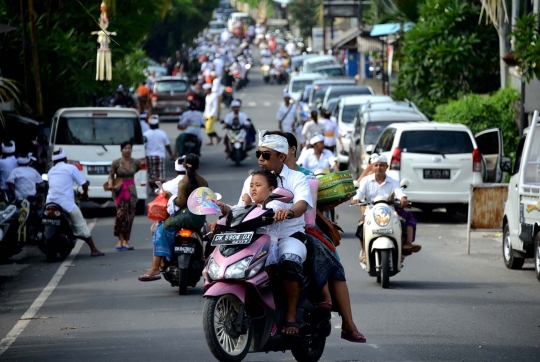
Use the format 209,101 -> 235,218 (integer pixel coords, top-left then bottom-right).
174,246 -> 195,254
211,232 -> 254,246
42,219 -> 61,225
423,169 -> 450,179
87,165 -> 111,175
373,229 -> 393,235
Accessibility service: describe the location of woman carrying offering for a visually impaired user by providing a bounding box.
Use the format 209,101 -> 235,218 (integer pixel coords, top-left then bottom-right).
108,141 -> 141,251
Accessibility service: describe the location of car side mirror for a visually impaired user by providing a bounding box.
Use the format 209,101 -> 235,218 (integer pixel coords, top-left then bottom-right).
500,156 -> 512,174
400,179 -> 409,189
365,144 -> 374,154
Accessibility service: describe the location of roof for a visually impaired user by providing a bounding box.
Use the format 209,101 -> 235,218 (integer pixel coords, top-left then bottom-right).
364,110 -> 429,122
312,64 -> 343,70
388,122 -> 470,131
331,26 -> 384,51
312,78 -> 356,86
289,73 -> 326,81
304,55 -> 336,64
360,100 -> 419,113
340,95 -> 392,106
370,22 -> 414,37
53,107 -> 139,117
156,76 -> 189,81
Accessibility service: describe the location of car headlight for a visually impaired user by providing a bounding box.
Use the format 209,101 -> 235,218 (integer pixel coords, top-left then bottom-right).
207,258 -> 221,280
372,205 -> 392,227
224,256 -> 252,279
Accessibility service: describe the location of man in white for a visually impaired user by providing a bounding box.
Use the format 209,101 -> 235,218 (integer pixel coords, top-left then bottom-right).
238,131 -> 312,335
213,53 -> 224,77
6,153 -> 43,199
177,101 -> 205,155
203,83 -> 221,145
297,134 -> 339,173
0,141 -> 18,192
321,109 -> 344,153
144,115 -> 175,189
351,154 -> 413,262
285,40 -> 297,56
223,100 -> 251,158
146,70 -> 157,93
272,54 -> 284,69
220,29 -> 230,45
46,149 -> 104,257
276,93 -> 297,133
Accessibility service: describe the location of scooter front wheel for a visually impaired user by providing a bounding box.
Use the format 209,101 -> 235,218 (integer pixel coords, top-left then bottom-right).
380,250 -> 390,289
203,295 -> 251,362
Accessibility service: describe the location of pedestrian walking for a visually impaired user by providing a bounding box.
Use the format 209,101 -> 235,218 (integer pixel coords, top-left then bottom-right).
144,115 -> 174,190
107,141 -> 142,251
320,109 -> 344,153
276,93 -> 297,133
203,83 -> 221,145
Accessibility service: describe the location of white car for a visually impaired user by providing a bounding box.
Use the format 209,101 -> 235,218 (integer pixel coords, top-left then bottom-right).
286,73 -> 325,102
332,95 -> 392,169
208,20 -> 227,36
302,55 -> 340,74
371,122 -> 504,212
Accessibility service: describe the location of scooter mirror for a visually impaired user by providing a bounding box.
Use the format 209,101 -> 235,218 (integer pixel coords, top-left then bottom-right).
400,179 -> 409,189
267,187 -> 293,203
41,174 -> 48,182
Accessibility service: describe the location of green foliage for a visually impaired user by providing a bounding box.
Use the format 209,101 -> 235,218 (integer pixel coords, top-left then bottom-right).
114,49 -> 150,90
395,0 -> 499,118
511,13 -> 540,83
289,0 -> 321,39
363,0 -> 425,25
434,87 -> 521,161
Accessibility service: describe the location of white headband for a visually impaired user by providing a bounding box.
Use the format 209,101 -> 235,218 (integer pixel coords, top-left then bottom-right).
52,148 -> 67,161
258,130 -> 289,155
1,141 -> 15,154
17,152 -> 36,165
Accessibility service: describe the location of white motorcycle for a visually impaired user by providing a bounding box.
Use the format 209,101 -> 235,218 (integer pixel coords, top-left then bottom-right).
353,180 -> 409,289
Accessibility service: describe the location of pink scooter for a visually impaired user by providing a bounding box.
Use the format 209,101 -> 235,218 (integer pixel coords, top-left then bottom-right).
190,188 -> 331,362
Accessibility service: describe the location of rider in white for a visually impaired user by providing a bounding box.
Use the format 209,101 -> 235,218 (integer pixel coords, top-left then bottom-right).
178,101 -> 205,155
297,134 -> 339,173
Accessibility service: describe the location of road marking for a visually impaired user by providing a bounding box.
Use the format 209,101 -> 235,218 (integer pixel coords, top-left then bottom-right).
0,219 -> 97,356
247,101 -> 257,107
263,101 -> 271,107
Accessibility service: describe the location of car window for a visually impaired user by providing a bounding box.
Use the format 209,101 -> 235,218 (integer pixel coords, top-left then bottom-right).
377,128 -> 396,152
399,130 -> 474,154
56,117 -> 144,145
156,80 -> 188,93
327,100 -> 338,115
209,23 -> 226,29
306,60 -> 335,71
476,132 -> 499,154
291,80 -> 314,92
310,84 -> 331,104
341,105 -> 360,124
523,125 -> 540,184
316,68 -> 344,77
363,121 -> 396,145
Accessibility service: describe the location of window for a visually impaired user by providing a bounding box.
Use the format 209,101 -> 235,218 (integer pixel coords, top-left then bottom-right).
341,105 -> 360,124
310,85 -> 331,104
291,80 -> 314,92
513,136 -> 526,174
377,128 -> 396,152
316,67 -> 344,77
399,130 -> 474,154
476,131 -> 499,155
363,121 -> 396,145
155,80 -> 188,93
523,125 -> 540,185
209,22 -> 226,29
56,117 -> 144,145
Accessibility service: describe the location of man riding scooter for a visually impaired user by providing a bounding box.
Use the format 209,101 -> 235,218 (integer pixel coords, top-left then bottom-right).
177,101 -> 205,156
222,100 -> 251,159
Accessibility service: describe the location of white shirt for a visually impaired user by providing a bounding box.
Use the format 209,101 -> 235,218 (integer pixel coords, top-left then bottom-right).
297,149 -> 336,172
221,30 -> 230,43
140,120 -> 150,133
224,111 -> 249,126
212,77 -> 222,94
46,162 -> 87,212
273,58 -> 283,68
285,42 -> 297,56
302,121 -> 325,140
201,61 -> 213,72
260,57 -> 272,66
213,58 -> 224,77
353,173 -> 406,202
0,156 -> 18,190
6,166 -> 43,199
239,164 -> 313,235
178,110 -> 205,140
144,128 -> 170,158
322,118 -> 340,147
162,174 -> 186,195
276,104 -> 297,132
204,93 -> 219,118
146,76 -> 156,92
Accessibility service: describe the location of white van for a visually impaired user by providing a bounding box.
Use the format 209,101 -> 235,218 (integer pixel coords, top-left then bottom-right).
227,12 -> 249,32
502,111 -> 540,281
286,73 -> 325,101
48,108 -> 147,214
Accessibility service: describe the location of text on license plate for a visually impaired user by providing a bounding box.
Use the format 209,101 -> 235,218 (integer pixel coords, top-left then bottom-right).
211,232 -> 254,246
42,219 -> 61,225
174,246 -> 195,254
423,169 -> 450,179
87,165 -> 111,175
373,229 -> 393,235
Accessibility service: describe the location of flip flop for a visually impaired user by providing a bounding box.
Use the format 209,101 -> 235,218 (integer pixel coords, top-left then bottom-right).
115,246 -> 123,251
138,274 -> 161,282
341,330 -> 367,343
121,246 -> 134,251
91,251 -> 105,257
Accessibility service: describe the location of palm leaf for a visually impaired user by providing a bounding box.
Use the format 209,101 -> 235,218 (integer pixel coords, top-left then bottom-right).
0,77 -> 21,127
479,0 -> 509,32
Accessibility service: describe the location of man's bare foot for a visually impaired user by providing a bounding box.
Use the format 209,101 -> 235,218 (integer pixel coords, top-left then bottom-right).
281,321 -> 299,335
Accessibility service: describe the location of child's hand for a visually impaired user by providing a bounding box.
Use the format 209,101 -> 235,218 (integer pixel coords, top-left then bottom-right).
241,193 -> 252,205
216,201 -> 231,215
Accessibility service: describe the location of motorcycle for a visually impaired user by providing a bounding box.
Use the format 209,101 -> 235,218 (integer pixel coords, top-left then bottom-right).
260,64 -> 271,83
197,188 -> 331,362
0,191 -> 21,262
225,124 -> 248,166
352,179 -> 409,289
271,66 -> 286,85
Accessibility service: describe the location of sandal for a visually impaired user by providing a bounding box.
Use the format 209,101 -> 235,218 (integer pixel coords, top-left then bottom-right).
138,274 -> 161,282
281,321 -> 299,336
315,301 -> 332,311
341,329 -> 367,343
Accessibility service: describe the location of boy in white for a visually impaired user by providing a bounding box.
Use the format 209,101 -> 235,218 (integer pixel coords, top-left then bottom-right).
6,153 -> 43,199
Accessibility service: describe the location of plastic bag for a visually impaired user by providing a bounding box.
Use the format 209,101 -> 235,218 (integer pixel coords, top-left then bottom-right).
147,193 -> 169,221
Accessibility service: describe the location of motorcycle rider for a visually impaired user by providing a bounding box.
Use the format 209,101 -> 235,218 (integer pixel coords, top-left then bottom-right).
297,134 -> 339,173
222,100 -> 251,158
6,153 -> 43,200
177,101 -> 205,156
45,149 -> 104,257
351,154 -> 420,263
0,141 -> 18,195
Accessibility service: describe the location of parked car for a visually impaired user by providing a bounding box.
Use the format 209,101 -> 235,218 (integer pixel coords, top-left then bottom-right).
227,12 -> 252,32
501,111 -> 539,279
302,55 -> 340,74
286,73 -> 325,101
208,20 -> 227,36
307,78 -> 356,111
332,95 -> 392,170
321,85 -> 374,110
369,122 -> 504,212
348,107 -> 428,178
357,99 -> 420,115
151,76 -> 190,121
289,54 -> 318,72
313,64 -> 345,77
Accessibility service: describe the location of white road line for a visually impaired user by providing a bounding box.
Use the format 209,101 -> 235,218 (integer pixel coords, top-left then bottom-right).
247,102 -> 257,107
263,101 -> 271,107
0,219 -> 97,356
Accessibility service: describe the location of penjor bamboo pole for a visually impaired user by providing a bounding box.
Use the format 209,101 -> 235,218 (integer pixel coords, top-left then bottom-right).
28,0 -> 43,116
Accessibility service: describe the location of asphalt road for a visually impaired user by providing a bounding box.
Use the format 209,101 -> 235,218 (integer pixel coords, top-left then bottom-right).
1,64 -> 539,362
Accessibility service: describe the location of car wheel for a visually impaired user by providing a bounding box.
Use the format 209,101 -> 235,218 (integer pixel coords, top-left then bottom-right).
503,224 -> 524,270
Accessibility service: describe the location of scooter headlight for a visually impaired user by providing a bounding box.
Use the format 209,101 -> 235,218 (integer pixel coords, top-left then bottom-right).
207,258 -> 221,280
372,205 -> 392,227
224,256 -> 252,279
247,261 -> 264,279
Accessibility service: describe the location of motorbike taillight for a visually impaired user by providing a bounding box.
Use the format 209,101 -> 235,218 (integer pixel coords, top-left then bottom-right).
177,229 -> 193,238
45,209 -> 61,217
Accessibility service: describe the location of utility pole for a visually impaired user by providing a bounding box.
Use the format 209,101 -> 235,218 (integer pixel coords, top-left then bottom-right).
28,0 -> 43,116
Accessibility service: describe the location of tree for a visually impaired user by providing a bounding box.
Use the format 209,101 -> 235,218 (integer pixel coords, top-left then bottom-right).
395,0 -> 499,117
289,0 -> 321,40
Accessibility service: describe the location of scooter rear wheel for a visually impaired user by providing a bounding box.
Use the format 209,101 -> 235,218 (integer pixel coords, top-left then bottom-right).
178,267 -> 188,295
291,338 -> 326,362
203,295 -> 251,362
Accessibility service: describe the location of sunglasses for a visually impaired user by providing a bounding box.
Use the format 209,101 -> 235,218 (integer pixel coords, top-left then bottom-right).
255,150 -> 273,160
